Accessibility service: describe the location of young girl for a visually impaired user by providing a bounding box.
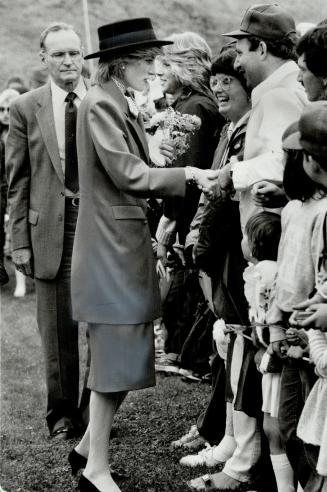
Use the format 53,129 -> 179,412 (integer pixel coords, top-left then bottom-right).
284,101 -> 327,492
266,102 -> 327,491
242,211 -> 296,492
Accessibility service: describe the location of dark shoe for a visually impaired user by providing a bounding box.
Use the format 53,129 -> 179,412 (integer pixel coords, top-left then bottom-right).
78,475 -> 100,492
68,449 -> 87,476
0,262 -> 9,286
51,416 -> 80,440
51,426 -> 71,441
110,427 -> 118,439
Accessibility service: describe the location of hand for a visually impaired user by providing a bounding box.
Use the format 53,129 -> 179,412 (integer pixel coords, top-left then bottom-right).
156,259 -> 167,279
157,243 -> 169,267
218,163 -> 233,191
271,339 -> 289,359
295,304 -> 327,332
12,248 -> 33,277
287,345 -> 305,359
286,327 -> 303,346
293,293 -> 325,312
190,168 -> 220,199
251,181 -> 287,208
159,141 -> 174,166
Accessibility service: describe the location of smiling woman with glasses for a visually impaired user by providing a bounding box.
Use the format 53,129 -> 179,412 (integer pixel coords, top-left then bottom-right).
186,48 -> 253,491
210,74 -> 234,92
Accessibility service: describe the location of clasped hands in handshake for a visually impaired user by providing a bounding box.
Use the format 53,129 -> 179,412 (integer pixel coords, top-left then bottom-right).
159,141 -> 225,199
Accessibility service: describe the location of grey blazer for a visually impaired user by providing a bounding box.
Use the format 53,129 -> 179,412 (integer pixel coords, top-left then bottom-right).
72,80 -> 186,325
6,80 -> 88,279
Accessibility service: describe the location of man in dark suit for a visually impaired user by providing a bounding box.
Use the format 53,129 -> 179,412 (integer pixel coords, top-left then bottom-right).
6,22 -> 89,439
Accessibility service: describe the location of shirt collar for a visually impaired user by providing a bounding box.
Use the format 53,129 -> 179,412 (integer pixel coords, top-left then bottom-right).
112,77 -> 139,118
50,77 -> 87,103
251,60 -> 299,107
227,111 -> 251,140
112,77 -> 127,95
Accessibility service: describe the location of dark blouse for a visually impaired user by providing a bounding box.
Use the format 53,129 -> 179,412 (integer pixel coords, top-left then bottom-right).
163,90 -> 225,246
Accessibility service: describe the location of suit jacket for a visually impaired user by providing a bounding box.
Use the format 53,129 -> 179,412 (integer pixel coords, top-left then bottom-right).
72,80 -> 186,324
5,79 -> 88,279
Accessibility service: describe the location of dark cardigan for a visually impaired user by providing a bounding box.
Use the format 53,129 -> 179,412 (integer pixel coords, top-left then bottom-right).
163,90 -> 225,246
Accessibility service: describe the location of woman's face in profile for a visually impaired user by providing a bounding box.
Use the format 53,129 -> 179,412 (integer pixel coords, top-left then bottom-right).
123,56 -> 156,92
156,59 -> 180,95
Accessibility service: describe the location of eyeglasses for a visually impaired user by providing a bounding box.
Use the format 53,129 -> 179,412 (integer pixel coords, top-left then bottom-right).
211,75 -> 234,91
46,51 -> 82,63
0,106 -> 10,113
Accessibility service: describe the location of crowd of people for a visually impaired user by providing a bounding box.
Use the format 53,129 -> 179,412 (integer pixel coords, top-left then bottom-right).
2,3 -> 327,492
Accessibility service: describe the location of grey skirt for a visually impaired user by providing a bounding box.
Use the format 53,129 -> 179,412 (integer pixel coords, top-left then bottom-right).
87,321 -> 155,392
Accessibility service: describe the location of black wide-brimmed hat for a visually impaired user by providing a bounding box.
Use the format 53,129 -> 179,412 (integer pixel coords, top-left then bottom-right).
84,17 -> 173,60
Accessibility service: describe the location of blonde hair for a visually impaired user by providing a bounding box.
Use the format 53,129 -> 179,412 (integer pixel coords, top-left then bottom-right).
162,32 -> 212,97
0,88 -> 20,107
93,46 -> 162,85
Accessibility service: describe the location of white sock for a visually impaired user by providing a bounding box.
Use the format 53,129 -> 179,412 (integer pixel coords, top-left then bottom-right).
212,435 -> 236,462
271,453 -> 296,492
14,269 -> 26,297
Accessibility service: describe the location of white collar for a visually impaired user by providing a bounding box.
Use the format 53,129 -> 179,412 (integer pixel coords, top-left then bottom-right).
228,111 -> 251,139
112,77 -> 139,118
251,60 -> 299,107
50,77 -> 87,102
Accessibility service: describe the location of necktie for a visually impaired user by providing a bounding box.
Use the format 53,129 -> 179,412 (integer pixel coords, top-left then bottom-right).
65,92 -> 79,193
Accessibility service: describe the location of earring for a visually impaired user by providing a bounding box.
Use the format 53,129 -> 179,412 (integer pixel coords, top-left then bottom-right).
121,65 -> 126,70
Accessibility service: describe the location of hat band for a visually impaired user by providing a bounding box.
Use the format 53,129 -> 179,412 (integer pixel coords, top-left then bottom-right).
99,29 -> 156,51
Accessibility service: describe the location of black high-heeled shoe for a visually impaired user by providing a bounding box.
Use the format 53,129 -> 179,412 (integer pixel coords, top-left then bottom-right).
78,475 -> 100,492
68,449 -> 87,476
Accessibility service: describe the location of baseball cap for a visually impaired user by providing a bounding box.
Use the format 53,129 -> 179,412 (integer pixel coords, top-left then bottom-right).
282,101 -> 327,158
222,3 -> 296,41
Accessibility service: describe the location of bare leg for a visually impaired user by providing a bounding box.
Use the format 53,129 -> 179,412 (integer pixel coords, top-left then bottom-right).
75,391 -> 127,460
80,390 -> 127,491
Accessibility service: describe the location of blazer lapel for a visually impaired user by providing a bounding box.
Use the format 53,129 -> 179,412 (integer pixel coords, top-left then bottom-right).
103,80 -> 150,164
35,83 -> 64,184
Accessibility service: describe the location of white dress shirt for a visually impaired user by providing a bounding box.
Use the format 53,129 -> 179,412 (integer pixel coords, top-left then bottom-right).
230,61 -> 307,231
50,77 -> 87,196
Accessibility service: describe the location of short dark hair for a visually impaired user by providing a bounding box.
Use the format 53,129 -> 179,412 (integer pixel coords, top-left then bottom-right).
283,148 -> 325,201
245,212 -> 281,262
211,47 -> 249,94
297,27 -> 327,78
246,34 -> 298,61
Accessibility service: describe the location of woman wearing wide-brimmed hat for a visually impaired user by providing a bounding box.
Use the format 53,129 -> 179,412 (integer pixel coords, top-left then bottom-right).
69,17 -> 219,492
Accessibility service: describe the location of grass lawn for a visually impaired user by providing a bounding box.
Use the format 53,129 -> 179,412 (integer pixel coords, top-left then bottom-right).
1,263 -> 212,491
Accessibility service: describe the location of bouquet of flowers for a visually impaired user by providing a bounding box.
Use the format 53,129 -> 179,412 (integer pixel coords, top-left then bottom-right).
148,107 -> 201,167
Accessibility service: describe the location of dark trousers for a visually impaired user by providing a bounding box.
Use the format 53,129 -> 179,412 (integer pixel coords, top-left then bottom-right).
278,361 -> 317,488
162,267 -> 203,355
197,352 -> 226,444
35,201 -> 89,433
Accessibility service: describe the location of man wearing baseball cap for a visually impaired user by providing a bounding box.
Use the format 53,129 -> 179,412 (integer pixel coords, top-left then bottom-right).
204,4 -> 307,492
218,3 -> 307,233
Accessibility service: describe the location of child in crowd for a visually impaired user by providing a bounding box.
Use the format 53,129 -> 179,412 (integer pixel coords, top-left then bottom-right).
283,101 -> 327,492
267,101 -> 327,490
242,212 -> 295,492
187,212 -> 281,491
